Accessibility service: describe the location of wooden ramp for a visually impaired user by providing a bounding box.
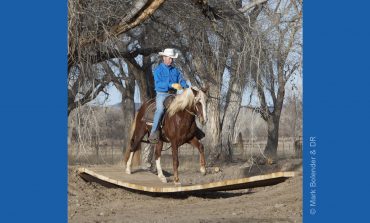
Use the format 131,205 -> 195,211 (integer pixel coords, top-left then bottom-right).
78,166 -> 295,193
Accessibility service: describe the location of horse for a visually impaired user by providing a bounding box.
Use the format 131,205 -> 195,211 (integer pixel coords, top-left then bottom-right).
125,86 -> 208,185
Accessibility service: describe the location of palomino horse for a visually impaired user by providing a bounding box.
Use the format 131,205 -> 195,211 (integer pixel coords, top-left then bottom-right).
125,86 -> 208,185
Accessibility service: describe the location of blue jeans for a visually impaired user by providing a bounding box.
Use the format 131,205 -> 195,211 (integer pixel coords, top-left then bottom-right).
150,92 -> 170,134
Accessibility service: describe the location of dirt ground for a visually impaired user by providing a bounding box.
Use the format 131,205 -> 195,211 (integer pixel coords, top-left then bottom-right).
68,158 -> 302,223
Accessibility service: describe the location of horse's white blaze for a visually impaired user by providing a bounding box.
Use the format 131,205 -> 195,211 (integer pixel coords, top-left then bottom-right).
125,152 -> 134,174
194,90 -> 207,124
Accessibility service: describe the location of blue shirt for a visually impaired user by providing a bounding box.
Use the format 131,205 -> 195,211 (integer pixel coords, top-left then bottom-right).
153,63 -> 189,92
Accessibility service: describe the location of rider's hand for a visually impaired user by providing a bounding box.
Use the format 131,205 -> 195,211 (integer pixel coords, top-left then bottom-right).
171,83 -> 182,90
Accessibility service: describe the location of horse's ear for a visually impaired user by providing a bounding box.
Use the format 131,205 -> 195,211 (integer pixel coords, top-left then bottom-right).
201,84 -> 209,93
190,86 -> 198,96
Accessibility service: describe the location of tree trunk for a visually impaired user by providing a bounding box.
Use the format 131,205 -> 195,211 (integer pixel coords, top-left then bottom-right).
205,94 -> 222,163
143,55 -> 155,100
191,53 -> 224,163
121,93 -> 135,143
125,57 -> 154,103
264,115 -> 280,157
220,75 -> 243,162
264,77 -> 285,157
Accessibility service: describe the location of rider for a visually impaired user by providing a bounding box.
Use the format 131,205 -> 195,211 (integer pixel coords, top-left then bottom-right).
148,48 -> 189,143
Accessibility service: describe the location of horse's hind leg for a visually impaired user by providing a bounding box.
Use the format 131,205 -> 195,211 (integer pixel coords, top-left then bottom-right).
190,137 -> 206,175
154,140 -> 167,183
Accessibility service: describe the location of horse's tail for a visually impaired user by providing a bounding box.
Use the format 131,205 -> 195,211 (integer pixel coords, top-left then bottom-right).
123,112 -> 139,164
128,112 -> 138,144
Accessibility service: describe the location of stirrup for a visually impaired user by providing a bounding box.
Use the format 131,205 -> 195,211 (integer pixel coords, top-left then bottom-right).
148,132 -> 159,144
149,138 -> 159,144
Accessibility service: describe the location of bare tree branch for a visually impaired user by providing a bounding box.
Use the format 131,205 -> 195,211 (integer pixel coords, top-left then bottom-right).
239,0 -> 269,13
78,0 -> 166,49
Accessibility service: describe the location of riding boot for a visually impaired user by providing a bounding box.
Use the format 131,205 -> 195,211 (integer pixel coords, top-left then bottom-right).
148,130 -> 160,144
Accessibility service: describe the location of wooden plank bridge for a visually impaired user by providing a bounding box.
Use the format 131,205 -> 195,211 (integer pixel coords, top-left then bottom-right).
78,166 -> 295,193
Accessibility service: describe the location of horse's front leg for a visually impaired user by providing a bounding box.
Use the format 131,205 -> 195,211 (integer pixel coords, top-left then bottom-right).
190,137 -> 206,175
171,144 -> 181,185
125,151 -> 134,174
154,140 -> 167,183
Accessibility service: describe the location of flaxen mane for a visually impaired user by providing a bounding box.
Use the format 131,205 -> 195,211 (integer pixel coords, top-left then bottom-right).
167,88 -> 195,117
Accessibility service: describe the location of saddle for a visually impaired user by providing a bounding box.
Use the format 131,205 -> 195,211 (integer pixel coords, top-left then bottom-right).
142,95 -> 176,125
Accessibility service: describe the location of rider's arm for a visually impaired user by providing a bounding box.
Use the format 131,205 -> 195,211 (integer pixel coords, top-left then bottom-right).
177,69 -> 189,89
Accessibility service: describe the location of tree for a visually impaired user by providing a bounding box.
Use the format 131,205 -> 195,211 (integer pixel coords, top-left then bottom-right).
250,0 -> 302,157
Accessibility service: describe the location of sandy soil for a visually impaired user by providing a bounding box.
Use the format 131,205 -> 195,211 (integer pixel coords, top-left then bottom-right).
68,159 -> 302,223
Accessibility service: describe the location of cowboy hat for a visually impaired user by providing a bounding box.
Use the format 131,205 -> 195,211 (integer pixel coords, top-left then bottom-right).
158,48 -> 178,58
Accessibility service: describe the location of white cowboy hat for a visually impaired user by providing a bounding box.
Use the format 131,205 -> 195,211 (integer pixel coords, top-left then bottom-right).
158,48 -> 178,58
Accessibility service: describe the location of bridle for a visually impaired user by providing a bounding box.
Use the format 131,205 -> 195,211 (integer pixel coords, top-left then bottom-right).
185,97 -> 203,119
185,108 -> 197,116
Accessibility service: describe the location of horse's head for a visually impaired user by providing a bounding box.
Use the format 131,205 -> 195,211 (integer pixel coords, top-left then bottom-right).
190,85 -> 209,125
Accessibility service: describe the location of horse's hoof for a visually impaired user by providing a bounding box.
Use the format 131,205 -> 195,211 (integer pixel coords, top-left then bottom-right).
125,168 -> 131,174
174,181 -> 181,186
200,167 -> 206,175
158,175 -> 167,183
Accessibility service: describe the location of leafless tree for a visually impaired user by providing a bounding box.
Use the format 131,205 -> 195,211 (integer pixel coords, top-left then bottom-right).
249,0 -> 302,157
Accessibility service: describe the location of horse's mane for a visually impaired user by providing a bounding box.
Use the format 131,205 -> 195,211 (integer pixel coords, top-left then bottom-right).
167,88 -> 195,117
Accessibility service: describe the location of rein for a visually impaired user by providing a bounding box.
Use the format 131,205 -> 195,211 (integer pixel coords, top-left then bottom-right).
185,99 -> 201,117
161,144 -> 172,151
185,108 -> 197,116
